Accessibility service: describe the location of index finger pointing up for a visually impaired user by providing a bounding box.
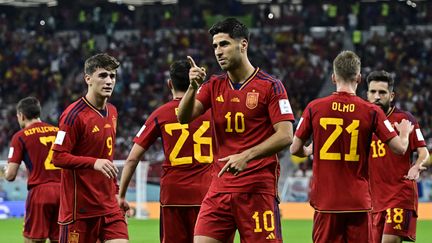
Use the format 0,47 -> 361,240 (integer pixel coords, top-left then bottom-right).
187,56 -> 198,68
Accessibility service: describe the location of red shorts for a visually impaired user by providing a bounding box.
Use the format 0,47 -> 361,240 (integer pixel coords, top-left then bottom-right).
195,192 -> 282,243
372,208 -> 417,242
313,211 -> 371,243
24,183 -> 60,241
160,206 -> 200,243
59,210 -> 128,243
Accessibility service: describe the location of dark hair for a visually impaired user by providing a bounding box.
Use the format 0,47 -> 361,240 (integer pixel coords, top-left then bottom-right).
209,17 -> 249,41
366,70 -> 394,92
333,50 -> 361,82
84,53 -> 120,75
16,97 -> 41,119
169,60 -> 191,92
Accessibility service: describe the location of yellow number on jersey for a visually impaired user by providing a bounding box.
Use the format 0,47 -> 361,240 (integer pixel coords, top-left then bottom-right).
225,112 -> 245,133
386,208 -> 404,224
165,121 -> 213,166
371,139 -> 386,158
320,118 -> 360,161
252,210 -> 275,233
39,136 -> 60,170
106,136 -> 113,156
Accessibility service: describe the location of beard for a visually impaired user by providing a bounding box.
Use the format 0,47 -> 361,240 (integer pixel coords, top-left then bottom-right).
375,101 -> 390,113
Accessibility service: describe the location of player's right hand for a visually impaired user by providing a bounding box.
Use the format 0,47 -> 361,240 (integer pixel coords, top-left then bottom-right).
94,159 -> 119,179
118,197 -> 130,214
187,56 -> 206,89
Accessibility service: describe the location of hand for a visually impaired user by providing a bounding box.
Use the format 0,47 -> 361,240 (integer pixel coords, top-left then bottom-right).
304,143 -> 313,156
394,119 -> 414,135
118,197 -> 130,214
187,56 -> 206,89
218,153 -> 249,177
94,159 -> 119,179
404,162 -> 427,180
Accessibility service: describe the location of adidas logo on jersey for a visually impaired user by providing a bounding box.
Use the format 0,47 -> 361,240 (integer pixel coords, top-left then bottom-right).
92,125 -> 100,133
216,95 -> 224,102
266,232 -> 276,240
393,224 -> 402,230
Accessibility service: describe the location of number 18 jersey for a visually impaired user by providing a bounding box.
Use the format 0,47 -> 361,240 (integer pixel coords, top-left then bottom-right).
8,121 -> 61,189
196,68 -> 295,196
134,98 -> 213,206
295,92 -> 397,212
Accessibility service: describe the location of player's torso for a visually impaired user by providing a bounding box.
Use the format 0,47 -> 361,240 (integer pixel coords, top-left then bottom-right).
208,72 -> 275,158
309,93 -> 379,211
370,107 -> 418,211
15,122 -> 61,187
139,100 -> 213,205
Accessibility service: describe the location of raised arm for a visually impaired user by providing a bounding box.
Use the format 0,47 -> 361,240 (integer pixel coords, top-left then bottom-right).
386,119 -> 413,155
177,56 -> 205,123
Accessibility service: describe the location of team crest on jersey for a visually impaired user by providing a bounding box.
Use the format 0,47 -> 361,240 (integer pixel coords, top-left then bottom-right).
246,91 -> 259,109
68,232 -> 79,243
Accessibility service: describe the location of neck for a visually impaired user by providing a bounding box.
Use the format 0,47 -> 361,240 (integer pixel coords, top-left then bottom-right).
85,93 -> 107,110
336,82 -> 357,94
227,59 -> 255,83
24,118 -> 41,128
172,91 -> 185,100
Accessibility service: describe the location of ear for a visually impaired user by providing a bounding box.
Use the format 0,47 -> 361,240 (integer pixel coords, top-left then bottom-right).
84,73 -> 91,86
240,39 -> 248,53
167,79 -> 173,90
331,73 -> 336,84
356,73 -> 362,84
390,91 -> 395,103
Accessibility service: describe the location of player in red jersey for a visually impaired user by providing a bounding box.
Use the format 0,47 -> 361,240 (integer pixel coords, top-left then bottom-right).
290,51 -> 414,243
178,18 -> 294,243
52,53 -> 128,243
5,97 -> 60,243
366,70 -> 429,243
118,60 -> 214,243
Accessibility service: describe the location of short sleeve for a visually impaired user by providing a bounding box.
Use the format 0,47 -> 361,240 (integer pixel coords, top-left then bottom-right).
267,80 -> 295,125
133,111 -> 161,150
373,108 -> 397,143
8,133 -> 23,164
196,81 -> 212,111
295,104 -> 312,140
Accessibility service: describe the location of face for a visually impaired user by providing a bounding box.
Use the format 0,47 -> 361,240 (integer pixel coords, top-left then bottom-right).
212,33 -> 244,71
85,68 -> 116,98
367,81 -> 394,113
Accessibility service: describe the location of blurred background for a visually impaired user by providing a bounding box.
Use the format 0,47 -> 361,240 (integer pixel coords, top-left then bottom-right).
0,0 -> 431,218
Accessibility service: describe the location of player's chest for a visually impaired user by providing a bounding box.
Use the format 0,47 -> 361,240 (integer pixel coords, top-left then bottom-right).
81,115 -> 116,143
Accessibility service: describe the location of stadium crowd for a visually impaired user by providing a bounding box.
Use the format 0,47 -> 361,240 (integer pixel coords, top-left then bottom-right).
1,1 -> 432,199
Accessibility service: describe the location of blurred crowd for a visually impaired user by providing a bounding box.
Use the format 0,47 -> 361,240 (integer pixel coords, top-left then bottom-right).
1,1 -> 432,181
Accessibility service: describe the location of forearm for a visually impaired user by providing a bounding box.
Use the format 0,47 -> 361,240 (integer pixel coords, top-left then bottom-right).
243,127 -> 293,162
119,159 -> 139,198
415,147 -> 430,166
52,151 -> 96,169
177,85 -> 198,123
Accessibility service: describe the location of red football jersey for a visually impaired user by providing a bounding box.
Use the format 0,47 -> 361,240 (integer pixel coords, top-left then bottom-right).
52,97 -> 119,223
369,107 -> 426,213
196,68 -> 295,196
8,121 -> 61,189
134,98 -> 213,206
295,92 -> 397,212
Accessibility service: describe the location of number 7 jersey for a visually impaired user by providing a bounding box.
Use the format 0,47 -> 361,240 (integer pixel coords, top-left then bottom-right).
295,92 -> 397,212
8,121 -> 61,189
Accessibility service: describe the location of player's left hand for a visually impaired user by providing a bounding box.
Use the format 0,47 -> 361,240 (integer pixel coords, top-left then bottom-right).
218,153 -> 249,177
404,162 -> 427,180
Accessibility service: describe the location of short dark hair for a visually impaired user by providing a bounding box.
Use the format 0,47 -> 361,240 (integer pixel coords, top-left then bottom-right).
333,50 -> 361,82
84,53 -> 120,75
366,70 -> 394,92
169,60 -> 191,92
16,97 -> 41,119
209,17 -> 249,41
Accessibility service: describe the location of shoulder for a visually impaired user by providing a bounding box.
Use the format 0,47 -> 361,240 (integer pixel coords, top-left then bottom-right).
255,69 -> 285,93
206,73 -> 226,84
61,98 -> 88,126
392,107 -> 418,123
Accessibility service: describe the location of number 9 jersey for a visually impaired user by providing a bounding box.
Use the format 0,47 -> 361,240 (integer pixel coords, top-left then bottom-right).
295,92 -> 397,212
134,98 -> 213,206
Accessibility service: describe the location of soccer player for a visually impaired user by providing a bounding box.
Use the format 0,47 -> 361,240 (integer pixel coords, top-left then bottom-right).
6,97 -> 60,243
178,18 -> 295,243
366,70 -> 429,243
290,51 -> 414,243
52,53 -> 128,243
118,60 -> 214,243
